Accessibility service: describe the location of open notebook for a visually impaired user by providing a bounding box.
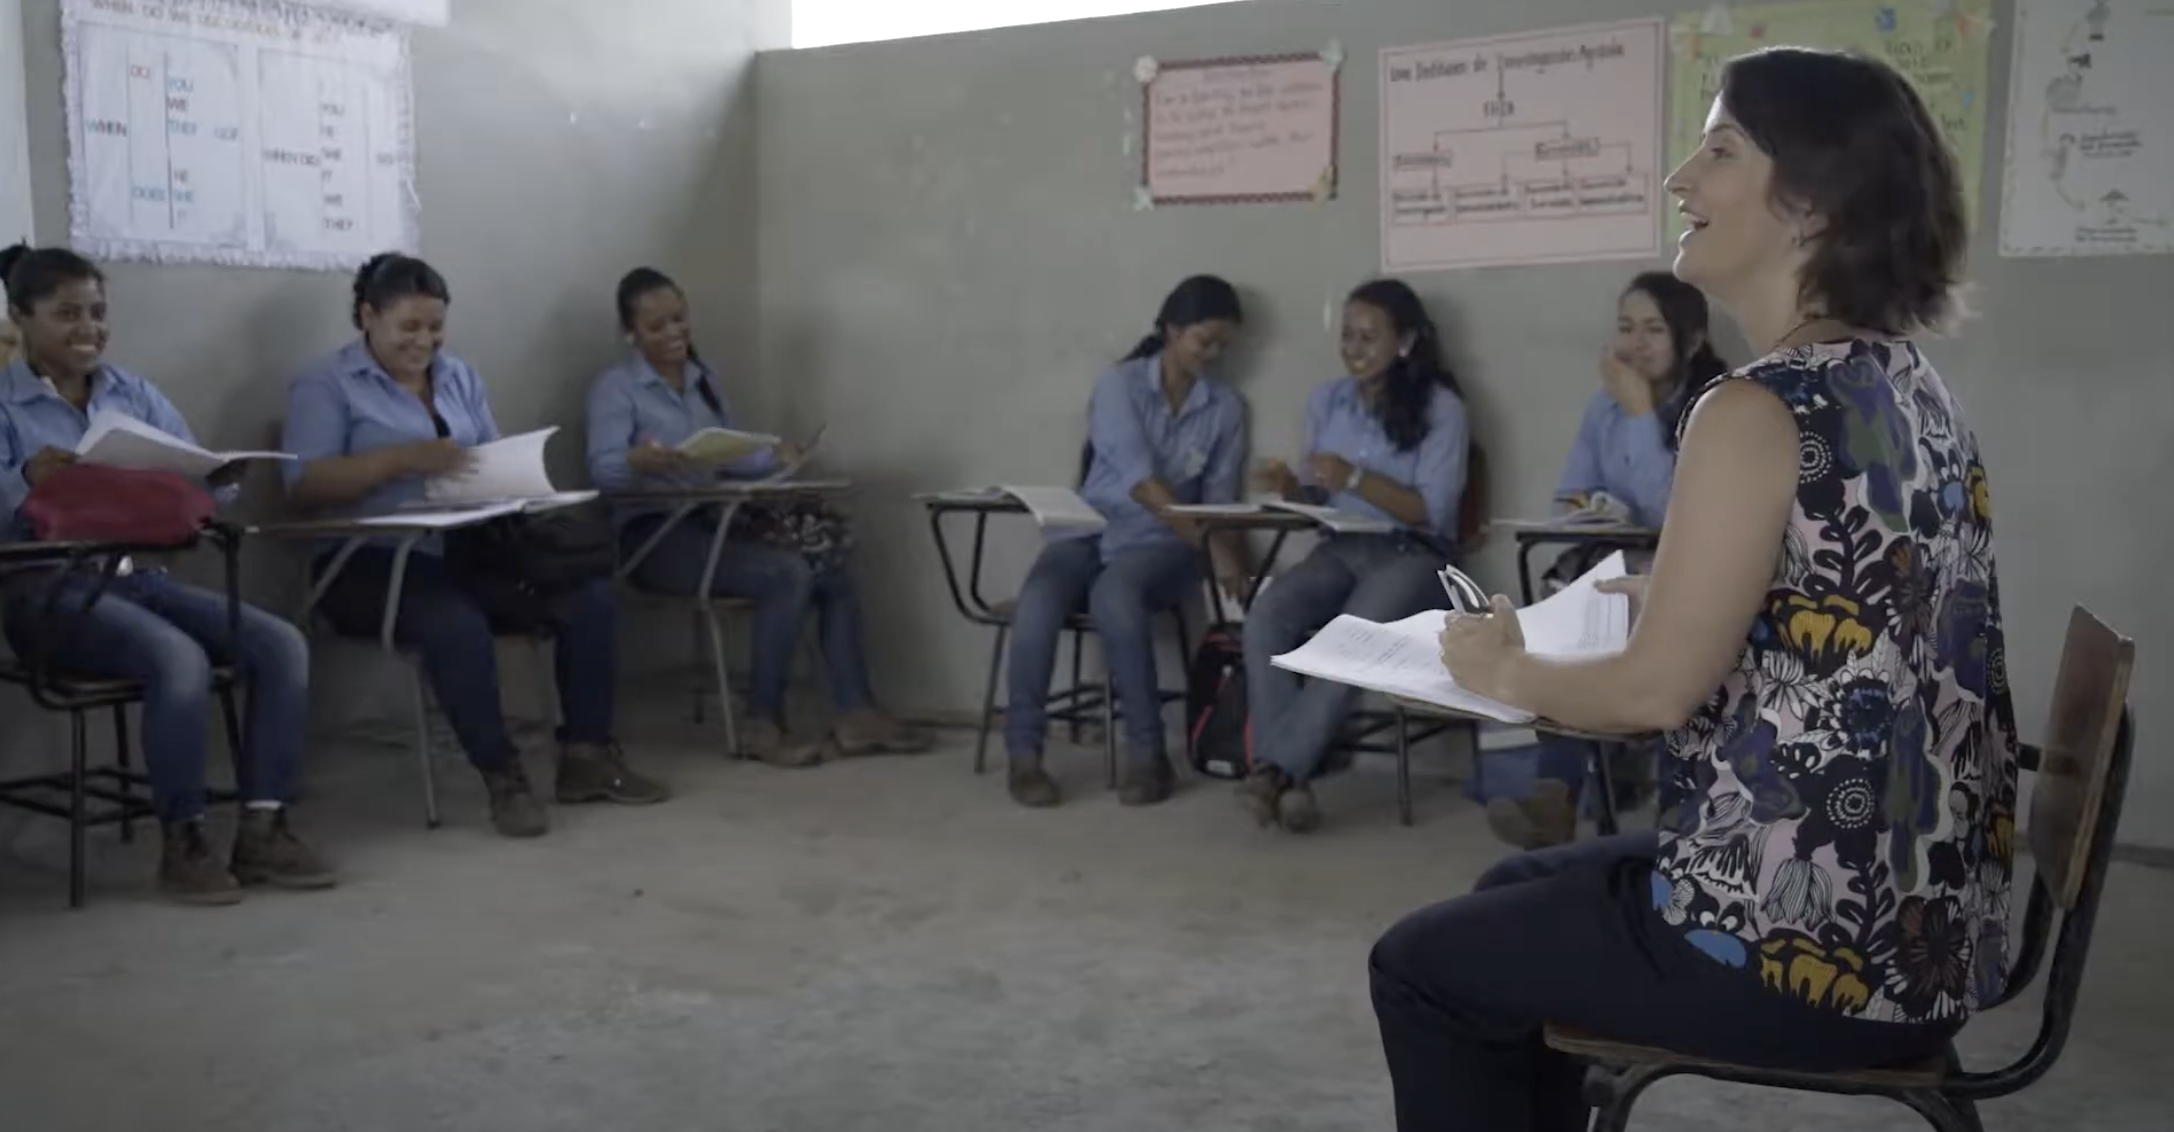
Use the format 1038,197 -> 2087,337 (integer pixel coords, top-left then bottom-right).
1270,551 -> 1632,722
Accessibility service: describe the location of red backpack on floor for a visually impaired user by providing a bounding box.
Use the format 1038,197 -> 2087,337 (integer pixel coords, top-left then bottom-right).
18,464 -> 215,546
1186,624 -> 1253,780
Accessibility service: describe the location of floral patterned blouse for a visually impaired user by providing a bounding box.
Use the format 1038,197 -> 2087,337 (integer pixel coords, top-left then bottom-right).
1651,338 -> 2020,1026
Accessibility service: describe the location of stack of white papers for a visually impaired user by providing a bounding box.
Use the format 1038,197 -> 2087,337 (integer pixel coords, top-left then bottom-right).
1164,502 -> 1264,516
75,411 -> 294,479
1265,499 -> 1396,534
996,485 -> 1108,532
425,427 -> 588,507
1270,552 -> 1632,722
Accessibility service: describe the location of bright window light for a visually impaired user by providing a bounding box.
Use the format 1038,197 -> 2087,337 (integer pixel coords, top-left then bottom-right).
792,0 -> 1242,49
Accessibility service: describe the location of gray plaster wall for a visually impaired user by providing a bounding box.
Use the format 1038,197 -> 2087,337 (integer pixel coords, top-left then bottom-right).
754,0 -> 2174,846
3,0 -> 787,745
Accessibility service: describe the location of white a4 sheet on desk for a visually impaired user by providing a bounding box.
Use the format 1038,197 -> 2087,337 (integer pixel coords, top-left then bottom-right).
1269,551 -> 1632,722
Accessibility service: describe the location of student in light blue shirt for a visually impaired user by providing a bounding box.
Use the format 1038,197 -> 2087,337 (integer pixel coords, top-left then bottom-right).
1239,279 -> 1469,833
282,253 -> 669,839
1490,270 -> 1726,850
0,244 -> 330,904
588,267 -> 927,766
1005,275 -> 1249,810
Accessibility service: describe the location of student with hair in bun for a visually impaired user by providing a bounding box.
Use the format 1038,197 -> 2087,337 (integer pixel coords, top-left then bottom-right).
1000,274 -> 1250,811
282,252 -> 671,839
586,266 -> 928,767
0,243 -> 329,904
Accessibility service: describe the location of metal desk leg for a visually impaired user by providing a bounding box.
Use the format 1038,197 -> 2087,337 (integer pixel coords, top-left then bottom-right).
1396,704 -> 1414,827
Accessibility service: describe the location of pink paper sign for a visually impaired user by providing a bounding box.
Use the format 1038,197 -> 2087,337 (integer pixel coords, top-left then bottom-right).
1143,55 -> 1339,205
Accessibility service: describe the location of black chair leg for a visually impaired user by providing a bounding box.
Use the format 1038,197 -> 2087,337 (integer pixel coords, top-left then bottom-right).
1587,1063 -> 1667,1132
1899,1091 -> 1978,1132
68,708 -> 89,910
217,686 -> 246,803
111,704 -> 134,844
974,624 -> 1009,775
1067,630 -> 1086,745
1395,705 -> 1413,827
1589,741 -> 1621,836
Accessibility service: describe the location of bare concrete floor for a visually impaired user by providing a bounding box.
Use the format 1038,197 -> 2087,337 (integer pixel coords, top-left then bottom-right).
2,721 -> 2170,1131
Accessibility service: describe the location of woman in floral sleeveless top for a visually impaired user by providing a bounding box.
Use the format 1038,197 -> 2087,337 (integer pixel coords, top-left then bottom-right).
1368,47 -> 2019,1132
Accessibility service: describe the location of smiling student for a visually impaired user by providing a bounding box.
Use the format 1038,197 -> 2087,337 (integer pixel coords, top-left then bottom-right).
283,253 -> 670,839
0,243 -> 330,904
1237,278 -> 1467,833
1003,274 -> 1250,810
1369,49 -> 2017,1131
587,266 -> 927,766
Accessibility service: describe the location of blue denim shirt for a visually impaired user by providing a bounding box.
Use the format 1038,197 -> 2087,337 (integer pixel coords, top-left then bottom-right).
1073,353 -> 1245,558
1302,376 -> 1468,540
1555,390 -> 1677,528
0,358 -> 239,543
585,353 -> 778,526
281,339 -> 502,520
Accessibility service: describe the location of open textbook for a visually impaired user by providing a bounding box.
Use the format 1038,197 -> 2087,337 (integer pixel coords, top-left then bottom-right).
1264,499 -> 1396,534
993,486 -> 1108,532
423,427 -> 598,509
75,411 -> 294,479
1270,551 -> 1632,722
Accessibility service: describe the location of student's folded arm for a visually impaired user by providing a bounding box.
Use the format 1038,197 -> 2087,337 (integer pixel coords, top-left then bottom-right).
1503,380 -> 1797,734
1554,398 -> 1607,509
584,377 -> 641,490
1088,370 -> 1169,506
138,381 -> 238,506
1409,400 -> 1470,535
1616,411 -> 1680,525
281,374 -> 387,508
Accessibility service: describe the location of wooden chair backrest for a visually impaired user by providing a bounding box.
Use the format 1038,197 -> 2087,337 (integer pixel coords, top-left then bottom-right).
2028,605 -> 2135,910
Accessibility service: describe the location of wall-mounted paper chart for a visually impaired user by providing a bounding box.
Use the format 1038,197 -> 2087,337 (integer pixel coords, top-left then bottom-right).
1379,19 -> 1665,272
1140,51 -> 1340,205
2000,0 -> 2173,257
1666,0 -> 1995,242
62,0 -> 415,271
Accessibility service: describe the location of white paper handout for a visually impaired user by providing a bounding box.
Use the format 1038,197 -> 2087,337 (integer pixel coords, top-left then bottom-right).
679,428 -> 780,467
998,486 -> 1109,532
75,411 -> 294,479
1270,551 -> 1633,721
1163,502 -> 1264,516
422,427 -> 562,506
1266,499 -> 1396,534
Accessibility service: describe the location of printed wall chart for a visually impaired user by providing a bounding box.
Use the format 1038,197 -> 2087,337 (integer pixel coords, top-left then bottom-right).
63,0 -> 416,271
2000,0 -> 2172,257
1380,18 -> 1665,271
1666,0 -> 1996,241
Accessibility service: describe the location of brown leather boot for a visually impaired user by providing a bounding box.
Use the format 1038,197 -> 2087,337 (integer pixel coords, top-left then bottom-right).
1007,753 -> 1061,808
482,762 -> 550,838
1117,754 -> 1176,807
1485,779 -> 1578,850
230,808 -> 336,889
160,820 -> 243,906
556,742 -> 672,805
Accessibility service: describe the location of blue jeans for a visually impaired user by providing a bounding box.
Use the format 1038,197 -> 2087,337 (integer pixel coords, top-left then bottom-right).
1244,535 -> 1448,782
314,548 -> 618,770
1004,537 -> 1197,761
623,517 -> 877,723
1,570 -> 311,822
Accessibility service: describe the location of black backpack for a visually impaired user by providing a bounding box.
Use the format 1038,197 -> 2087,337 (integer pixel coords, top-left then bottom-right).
1185,624 -> 1252,780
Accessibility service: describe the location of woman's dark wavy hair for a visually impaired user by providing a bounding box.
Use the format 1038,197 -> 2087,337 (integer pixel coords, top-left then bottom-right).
1122,274 -> 1243,362
351,252 -> 449,329
1621,271 -> 1728,452
1717,47 -> 1966,335
0,243 -> 102,315
1345,279 -> 1460,453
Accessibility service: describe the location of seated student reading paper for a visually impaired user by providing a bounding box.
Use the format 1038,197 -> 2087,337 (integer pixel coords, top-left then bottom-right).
284,252 -> 669,841
0,243 -> 330,905
586,266 -> 925,768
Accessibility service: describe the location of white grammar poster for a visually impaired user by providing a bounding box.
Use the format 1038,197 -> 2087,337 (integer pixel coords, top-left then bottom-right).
1999,0 -> 2173,257
1379,18 -> 1664,272
62,0 -> 416,271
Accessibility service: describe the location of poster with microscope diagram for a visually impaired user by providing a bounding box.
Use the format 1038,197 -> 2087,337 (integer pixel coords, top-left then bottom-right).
2000,0 -> 2174,257
1379,18 -> 1664,271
